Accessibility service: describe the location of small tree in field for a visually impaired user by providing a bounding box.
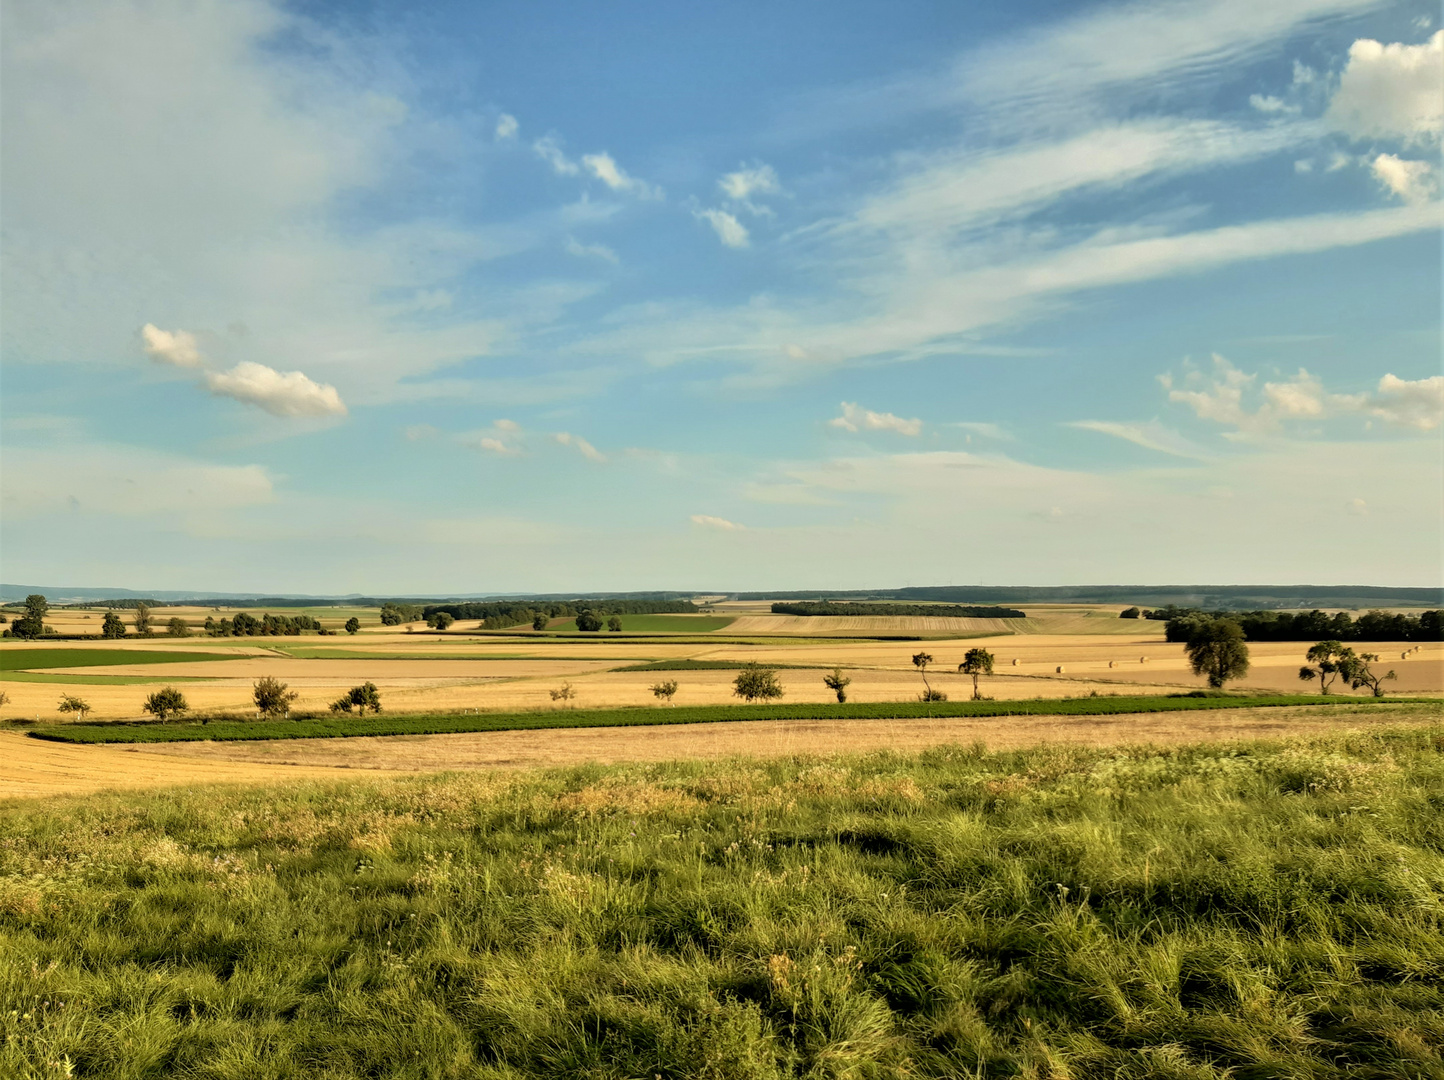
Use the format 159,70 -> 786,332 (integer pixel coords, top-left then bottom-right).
101,612 -> 126,639
345,617 -> 360,635
550,682 -> 577,704
0,690 -> 9,712
143,687 -> 189,721
912,651 -> 946,701
253,676 -> 299,719
1341,652 -> 1397,697
57,694 -> 91,721
608,615 -> 623,632
650,679 -> 679,703
575,611 -> 603,632
733,664 -> 783,702
1298,641 -> 1352,694
958,648 -> 995,700
532,611 -> 549,632
823,667 -> 851,703
1120,607 -> 1141,619
133,602 -> 153,636
167,617 -> 191,637
1184,618 -> 1250,689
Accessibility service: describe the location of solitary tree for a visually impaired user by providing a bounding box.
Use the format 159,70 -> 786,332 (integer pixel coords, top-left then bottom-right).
331,681 -> 383,714
57,694 -> 91,721
0,690 -> 9,713
958,647 -> 996,700
101,612 -> 127,639
1298,640 -> 1351,694
143,687 -> 189,721
650,679 -> 679,703
575,611 -> 603,632
345,617 -> 360,635
532,611 -> 549,632
733,664 -> 784,702
10,594 -> 49,639
912,651 -> 946,702
822,667 -> 851,703
253,676 -> 299,719
1184,618 -> 1250,689
1341,652 -> 1397,697
167,617 -> 191,638
133,602 -> 153,636
432,612 -> 455,631
607,615 -> 623,632
550,681 -> 577,704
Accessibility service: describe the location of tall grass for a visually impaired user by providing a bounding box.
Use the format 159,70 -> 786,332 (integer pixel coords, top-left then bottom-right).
3,727 -> 1442,1078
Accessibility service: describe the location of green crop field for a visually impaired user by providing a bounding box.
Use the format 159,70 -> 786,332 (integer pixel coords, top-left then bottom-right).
612,659 -> 830,672
3,727 -> 1441,1077
28,695 -> 1432,745
0,649 -> 237,671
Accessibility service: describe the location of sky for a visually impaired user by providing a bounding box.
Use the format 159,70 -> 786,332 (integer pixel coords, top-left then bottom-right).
1,0 -> 1441,594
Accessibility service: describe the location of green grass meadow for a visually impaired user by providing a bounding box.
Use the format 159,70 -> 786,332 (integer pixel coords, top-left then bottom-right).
3,726 -> 1442,1078
0,650 -> 236,672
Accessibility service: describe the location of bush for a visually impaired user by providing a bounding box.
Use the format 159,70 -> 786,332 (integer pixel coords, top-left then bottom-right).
345,617 -> 360,635
575,612 -> 603,632
823,668 -> 851,703
733,664 -> 783,702
550,682 -> 577,704
56,694 -> 91,720
650,679 -> 679,703
1120,607 -> 1141,619
142,687 -> 189,721
918,689 -> 948,702
167,617 -> 191,637
532,611 -> 549,631
608,615 -> 623,632
101,613 -> 126,639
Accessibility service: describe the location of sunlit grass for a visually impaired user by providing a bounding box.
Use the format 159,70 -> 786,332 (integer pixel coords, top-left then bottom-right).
3,727 -> 1441,1077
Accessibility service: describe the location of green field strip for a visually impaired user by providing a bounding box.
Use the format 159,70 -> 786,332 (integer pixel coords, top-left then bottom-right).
0,648 -> 242,671
0,672 -> 220,685
28,694 -> 1434,745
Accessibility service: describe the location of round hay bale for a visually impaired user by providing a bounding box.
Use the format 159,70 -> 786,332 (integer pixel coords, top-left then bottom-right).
1055,665 -> 1065,674
1011,658 -> 1020,666
1140,656 -> 1149,663
1108,660 -> 1115,668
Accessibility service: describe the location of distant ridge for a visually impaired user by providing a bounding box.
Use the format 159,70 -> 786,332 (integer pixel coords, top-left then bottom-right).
5,583 -> 1439,609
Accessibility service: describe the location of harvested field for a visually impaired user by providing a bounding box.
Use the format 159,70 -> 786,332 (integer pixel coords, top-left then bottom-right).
723,614 -> 1016,635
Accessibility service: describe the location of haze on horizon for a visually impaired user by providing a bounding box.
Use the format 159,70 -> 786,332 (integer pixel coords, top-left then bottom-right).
2,0 -> 1440,595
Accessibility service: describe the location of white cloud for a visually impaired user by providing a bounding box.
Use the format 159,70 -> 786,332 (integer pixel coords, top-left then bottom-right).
495,113 -> 518,140
565,236 -> 620,263
1326,31 -> 1443,144
719,163 -> 780,202
1067,420 -> 1209,458
1165,356 -> 1439,436
1248,93 -> 1296,114
140,323 -> 203,367
690,514 -> 743,530
1368,373 -> 1444,430
580,152 -> 659,199
694,208 -> 750,248
828,402 -> 923,436
533,136 -> 579,175
1370,153 -> 1439,204
204,361 -> 347,417
553,431 -> 606,462
476,437 -> 516,455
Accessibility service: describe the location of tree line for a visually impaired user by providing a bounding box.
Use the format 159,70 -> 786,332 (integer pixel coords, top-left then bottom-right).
771,601 -> 1026,619
1161,608 -> 1441,643
420,598 -> 698,630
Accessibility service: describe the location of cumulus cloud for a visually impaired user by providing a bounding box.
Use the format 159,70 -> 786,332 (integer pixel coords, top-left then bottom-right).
1368,373 -> 1444,430
1370,153 -> 1439,204
553,431 -> 606,462
565,235 -> 620,263
1164,356 -> 1438,436
495,113 -> 518,139
1326,31 -> 1443,144
204,361 -> 347,417
533,136 -> 579,176
580,152 -> 659,199
695,208 -> 749,248
1248,93 -> 1296,114
141,323 -> 203,367
828,402 -> 923,436
690,514 -> 743,530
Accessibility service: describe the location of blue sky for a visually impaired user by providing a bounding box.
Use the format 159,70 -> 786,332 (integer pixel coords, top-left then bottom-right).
1,0 -> 1440,593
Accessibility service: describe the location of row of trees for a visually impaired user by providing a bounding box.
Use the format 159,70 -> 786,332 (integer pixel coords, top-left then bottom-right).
772,601 -> 1026,619
1160,607 -> 1441,642
49,677 -> 386,724
421,598 -> 697,630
